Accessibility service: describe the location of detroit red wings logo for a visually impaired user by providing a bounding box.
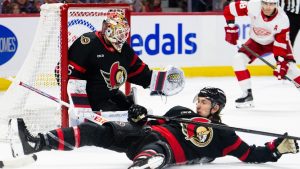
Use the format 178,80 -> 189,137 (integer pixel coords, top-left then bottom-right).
181,117 -> 213,147
100,62 -> 127,90
253,27 -> 271,36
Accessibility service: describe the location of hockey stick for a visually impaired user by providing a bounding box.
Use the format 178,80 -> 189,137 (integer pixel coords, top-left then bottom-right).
0,154 -> 37,168
6,77 -> 114,125
147,115 -> 300,140
242,44 -> 300,86
7,77 -> 70,108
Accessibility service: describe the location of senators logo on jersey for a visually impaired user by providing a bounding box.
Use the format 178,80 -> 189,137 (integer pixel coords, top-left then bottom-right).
100,62 -> 127,90
181,117 -> 213,147
80,35 -> 91,45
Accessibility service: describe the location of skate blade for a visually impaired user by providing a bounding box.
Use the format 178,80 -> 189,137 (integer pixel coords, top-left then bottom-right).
235,101 -> 254,108
8,119 -> 25,158
129,156 -> 164,169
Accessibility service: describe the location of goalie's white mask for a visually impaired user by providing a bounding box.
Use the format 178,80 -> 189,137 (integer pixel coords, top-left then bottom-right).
102,10 -> 130,52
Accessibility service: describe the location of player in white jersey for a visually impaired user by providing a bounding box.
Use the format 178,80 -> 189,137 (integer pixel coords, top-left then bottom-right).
224,0 -> 300,108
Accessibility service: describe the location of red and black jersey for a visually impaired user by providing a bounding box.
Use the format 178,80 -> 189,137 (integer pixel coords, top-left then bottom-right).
224,0 -> 294,60
68,31 -> 152,111
149,106 -> 278,164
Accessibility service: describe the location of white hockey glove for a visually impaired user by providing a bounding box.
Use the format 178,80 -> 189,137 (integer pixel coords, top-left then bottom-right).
266,133 -> 299,159
150,66 -> 185,96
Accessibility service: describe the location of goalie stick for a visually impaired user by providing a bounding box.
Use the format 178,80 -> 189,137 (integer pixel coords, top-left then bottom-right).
147,115 -> 300,140
0,154 -> 37,168
242,44 -> 300,87
7,77 -> 110,125
2,78 -> 110,168
7,77 -> 70,108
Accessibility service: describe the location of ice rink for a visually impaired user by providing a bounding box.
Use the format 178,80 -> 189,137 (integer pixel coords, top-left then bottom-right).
1,76 -> 300,169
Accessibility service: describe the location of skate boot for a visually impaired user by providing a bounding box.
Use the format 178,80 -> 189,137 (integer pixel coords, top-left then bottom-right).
235,89 -> 254,108
9,118 -> 47,157
128,150 -> 166,169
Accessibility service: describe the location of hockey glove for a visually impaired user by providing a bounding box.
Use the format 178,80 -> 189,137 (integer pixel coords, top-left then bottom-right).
128,104 -> 148,126
266,133 -> 299,159
150,66 -> 185,96
224,25 -> 239,45
273,56 -> 289,80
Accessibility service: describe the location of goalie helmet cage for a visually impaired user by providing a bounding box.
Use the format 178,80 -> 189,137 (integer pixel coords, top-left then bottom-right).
0,3 -> 131,142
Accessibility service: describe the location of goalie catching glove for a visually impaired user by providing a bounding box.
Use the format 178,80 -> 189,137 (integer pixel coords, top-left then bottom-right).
266,133 -> 299,160
150,66 -> 185,96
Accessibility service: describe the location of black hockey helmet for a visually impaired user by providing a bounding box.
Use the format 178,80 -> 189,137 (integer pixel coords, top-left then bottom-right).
194,87 -> 226,109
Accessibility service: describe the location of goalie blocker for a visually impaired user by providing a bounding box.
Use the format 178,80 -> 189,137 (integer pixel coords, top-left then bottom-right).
149,66 -> 185,96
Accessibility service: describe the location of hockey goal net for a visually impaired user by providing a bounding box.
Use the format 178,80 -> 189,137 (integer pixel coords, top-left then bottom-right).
0,3 -> 131,142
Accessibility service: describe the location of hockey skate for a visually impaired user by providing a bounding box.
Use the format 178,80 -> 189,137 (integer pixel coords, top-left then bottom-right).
235,89 -> 254,108
128,154 -> 165,169
9,118 -> 46,157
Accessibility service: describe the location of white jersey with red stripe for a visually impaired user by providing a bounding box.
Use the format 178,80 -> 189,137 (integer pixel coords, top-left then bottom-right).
224,0 -> 292,58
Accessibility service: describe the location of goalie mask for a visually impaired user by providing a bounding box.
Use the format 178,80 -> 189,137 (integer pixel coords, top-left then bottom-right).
102,10 -> 130,52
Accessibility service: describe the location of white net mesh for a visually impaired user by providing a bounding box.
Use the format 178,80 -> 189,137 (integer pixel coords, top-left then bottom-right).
0,3 -> 128,142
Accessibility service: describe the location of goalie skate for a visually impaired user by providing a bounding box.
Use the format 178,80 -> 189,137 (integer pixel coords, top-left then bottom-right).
235,89 -> 254,108
128,154 -> 165,169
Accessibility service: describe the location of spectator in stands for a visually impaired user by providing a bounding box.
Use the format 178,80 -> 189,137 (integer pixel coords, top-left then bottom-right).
131,0 -> 143,12
14,0 -> 38,13
1,0 -> 11,14
44,0 -> 60,3
115,0 -> 143,12
192,0 -> 212,12
62,0 -> 81,3
33,0 -> 41,12
7,2 -> 21,13
142,0 -> 162,12
103,0 -> 115,3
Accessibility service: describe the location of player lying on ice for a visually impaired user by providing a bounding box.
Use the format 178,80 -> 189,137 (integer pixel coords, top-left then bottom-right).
56,9 -> 185,112
11,87 -> 299,169
224,0 -> 300,108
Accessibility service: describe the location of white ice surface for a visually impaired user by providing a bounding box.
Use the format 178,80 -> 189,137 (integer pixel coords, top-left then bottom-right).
1,76 -> 300,169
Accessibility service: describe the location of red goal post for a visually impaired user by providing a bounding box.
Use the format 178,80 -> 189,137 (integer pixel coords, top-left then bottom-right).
0,3 -> 131,142
60,3 -> 132,128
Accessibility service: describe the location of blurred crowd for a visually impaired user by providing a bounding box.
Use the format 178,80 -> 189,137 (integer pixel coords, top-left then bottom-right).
0,0 -> 233,14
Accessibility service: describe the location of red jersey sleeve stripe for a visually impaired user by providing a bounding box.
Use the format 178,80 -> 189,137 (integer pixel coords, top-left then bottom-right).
129,54 -> 138,67
151,126 -> 187,164
239,148 -> 250,161
73,126 -> 81,148
223,137 -> 242,156
230,1 -> 248,16
128,63 -> 146,78
224,5 -> 235,21
69,61 -> 86,73
56,128 -> 65,150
